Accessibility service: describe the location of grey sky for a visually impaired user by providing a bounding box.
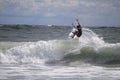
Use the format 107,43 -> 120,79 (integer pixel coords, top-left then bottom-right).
0,0 -> 120,26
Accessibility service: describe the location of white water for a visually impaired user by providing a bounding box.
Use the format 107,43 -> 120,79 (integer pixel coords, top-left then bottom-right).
1,63 -> 120,80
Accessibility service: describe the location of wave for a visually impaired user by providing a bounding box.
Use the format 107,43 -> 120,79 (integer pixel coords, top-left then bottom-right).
0,40 -> 77,64
0,24 -> 34,31
0,28 -> 120,65
64,43 -> 120,64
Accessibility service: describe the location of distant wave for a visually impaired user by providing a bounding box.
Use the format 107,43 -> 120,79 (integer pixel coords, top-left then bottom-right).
0,24 -> 34,31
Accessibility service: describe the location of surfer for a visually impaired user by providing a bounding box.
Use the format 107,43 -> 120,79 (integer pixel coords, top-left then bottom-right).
70,19 -> 82,38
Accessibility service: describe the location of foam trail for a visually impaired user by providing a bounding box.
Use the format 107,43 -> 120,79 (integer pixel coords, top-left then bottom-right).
79,28 -> 105,48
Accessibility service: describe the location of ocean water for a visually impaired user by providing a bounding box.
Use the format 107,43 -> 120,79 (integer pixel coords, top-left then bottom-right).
0,25 -> 120,80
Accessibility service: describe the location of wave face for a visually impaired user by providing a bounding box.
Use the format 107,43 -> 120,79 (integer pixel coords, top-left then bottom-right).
0,28 -> 120,65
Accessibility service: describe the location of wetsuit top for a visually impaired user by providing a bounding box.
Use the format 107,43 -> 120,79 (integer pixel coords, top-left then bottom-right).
76,25 -> 82,37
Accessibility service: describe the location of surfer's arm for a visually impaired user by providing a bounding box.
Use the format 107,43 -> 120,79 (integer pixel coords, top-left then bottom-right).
72,23 -> 77,29
76,19 -> 81,28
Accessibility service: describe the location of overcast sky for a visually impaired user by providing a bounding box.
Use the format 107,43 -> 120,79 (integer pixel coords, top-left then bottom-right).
0,0 -> 120,26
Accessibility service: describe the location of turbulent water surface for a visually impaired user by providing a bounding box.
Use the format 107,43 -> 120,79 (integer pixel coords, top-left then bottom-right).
0,25 -> 120,80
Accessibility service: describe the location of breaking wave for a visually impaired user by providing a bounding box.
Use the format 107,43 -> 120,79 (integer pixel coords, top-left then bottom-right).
0,28 -> 120,65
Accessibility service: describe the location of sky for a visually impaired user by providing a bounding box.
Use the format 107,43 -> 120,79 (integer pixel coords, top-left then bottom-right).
0,0 -> 120,26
